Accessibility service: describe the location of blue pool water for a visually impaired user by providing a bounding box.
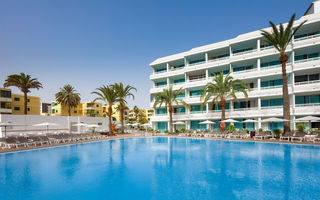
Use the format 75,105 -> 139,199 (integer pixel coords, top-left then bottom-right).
1,137 -> 320,200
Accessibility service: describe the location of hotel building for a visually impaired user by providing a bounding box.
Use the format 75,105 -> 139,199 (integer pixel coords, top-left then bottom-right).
149,1 -> 320,132
51,101 -> 103,117
0,88 -> 41,115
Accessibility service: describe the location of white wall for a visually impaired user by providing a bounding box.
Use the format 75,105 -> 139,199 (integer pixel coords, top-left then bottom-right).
0,114 -> 109,138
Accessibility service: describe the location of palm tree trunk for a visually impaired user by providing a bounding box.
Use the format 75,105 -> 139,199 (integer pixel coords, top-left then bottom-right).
68,105 -> 71,116
168,106 -> 173,133
108,106 -> 113,134
120,107 -> 124,133
220,99 -> 226,121
280,54 -> 291,133
24,92 -> 28,115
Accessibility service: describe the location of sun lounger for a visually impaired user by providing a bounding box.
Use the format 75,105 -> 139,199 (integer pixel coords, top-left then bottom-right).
16,136 -> 35,147
313,134 -> 320,143
280,131 -> 294,141
254,131 -> 268,140
3,137 -> 20,149
291,132 -> 306,142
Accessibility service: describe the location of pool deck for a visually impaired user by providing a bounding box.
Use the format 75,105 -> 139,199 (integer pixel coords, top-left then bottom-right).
1,133 -> 320,153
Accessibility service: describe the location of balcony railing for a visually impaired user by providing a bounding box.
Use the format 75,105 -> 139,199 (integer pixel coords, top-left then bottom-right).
173,112 -> 186,115
169,67 -> 184,71
233,49 -> 257,56
260,46 -> 274,51
233,107 -> 258,112
294,33 -> 320,42
189,95 -> 201,98
232,68 -> 257,74
260,85 -> 283,90
188,61 -> 206,67
154,85 -> 167,88
189,77 -> 206,82
208,109 -> 229,113
208,56 -> 230,63
190,110 -> 205,114
295,57 -> 320,64
260,64 -> 282,70
261,105 -> 283,110
295,103 -> 320,107
294,80 -> 320,86
155,113 -> 167,116
154,70 -> 167,74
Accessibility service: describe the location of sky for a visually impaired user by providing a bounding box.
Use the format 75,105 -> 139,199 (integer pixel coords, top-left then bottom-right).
0,0 -> 312,109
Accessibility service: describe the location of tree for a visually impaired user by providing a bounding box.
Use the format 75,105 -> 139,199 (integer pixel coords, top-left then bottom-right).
153,85 -> 188,133
113,82 -> 136,133
55,84 -> 81,116
261,13 -> 306,133
133,106 -> 140,121
92,85 -> 118,134
4,73 -> 42,115
201,72 -> 249,121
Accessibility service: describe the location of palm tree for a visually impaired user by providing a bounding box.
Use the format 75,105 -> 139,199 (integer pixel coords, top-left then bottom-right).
55,84 -> 81,116
201,72 -> 249,121
92,85 -> 118,134
153,85 -> 188,133
133,106 -> 140,121
4,73 -> 42,115
113,82 -> 136,133
261,13 -> 306,133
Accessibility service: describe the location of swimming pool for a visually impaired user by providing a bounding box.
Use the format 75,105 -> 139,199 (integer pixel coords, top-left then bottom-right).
0,137 -> 320,200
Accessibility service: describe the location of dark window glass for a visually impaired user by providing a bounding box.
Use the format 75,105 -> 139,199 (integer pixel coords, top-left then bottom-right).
295,75 -> 308,83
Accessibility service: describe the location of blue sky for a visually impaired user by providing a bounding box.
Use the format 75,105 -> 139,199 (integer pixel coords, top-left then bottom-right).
0,0 -> 312,108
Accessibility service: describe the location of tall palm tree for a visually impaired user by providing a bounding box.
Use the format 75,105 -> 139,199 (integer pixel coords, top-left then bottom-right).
4,73 -> 42,115
113,82 -> 136,133
92,85 -> 118,134
55,84 -> 81,116
261,13 -> 306,133
153,86 -> 188,133
201,72 -> 249,121
133,106 -> 140,121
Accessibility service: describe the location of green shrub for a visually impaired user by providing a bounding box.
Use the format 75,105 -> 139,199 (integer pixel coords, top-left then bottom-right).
228,124 -> 235,132
174,129 -> 180,134
311,129 -> 318,134
164,129 -> 169,134
273,128 -> 281,136
258,128 -> 263,133
180,127 -> 186,133
296,123 -> 306,133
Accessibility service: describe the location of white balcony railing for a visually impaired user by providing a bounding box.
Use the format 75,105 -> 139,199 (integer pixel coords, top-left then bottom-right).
232,68 -> 257,74
155,113 -> 167,116
294,33 -> 320,42
154,85 -> 167,88
260,64 -> 282,70
261,105 -> 283,110
295,103 -> 320,107
260,46 -> 274,51
294,80 -> 320,86
260,85 -> 283,90
233,107 -> 258,112
169,67 -> 184,71
208,56 -> 230,63
188,61 -> 206,67
295,57 -> 320,64
154,70 -> 167,74
190,111 -> 205,114
189,95 -> 201,98
173,112 -> 186,116
189,77 -> 206,82
232,49 -> 257,56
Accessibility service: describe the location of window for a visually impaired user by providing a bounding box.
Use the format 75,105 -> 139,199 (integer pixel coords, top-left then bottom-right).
156,81 -> 167,87
261,60 -> 281,68
27,108 -> 30,111
14,97 -> 20,101
98,123 -> 102,125
296,95 -> 320,105
211,70 -> 229,77
27,99 -> 30,102
96,111 -> 99,114
74,111 -> 77,113
233,47 -> 253,54
261,79 -> 283,88
173,78 -> 185,84
0,90 -> 11,98
295,53 -> 319,61
56,110 -> 58,113
173,107 -> 185,114
156,108 -> 166,115
190,105 -> 206,112
52,109 -> 55,114
190,90 -> 203,97
261,98 -> 283,107
96,104 -> 99,107
295,74 -> 320,83
233,65 -> 253,72
14,107 -> 20,111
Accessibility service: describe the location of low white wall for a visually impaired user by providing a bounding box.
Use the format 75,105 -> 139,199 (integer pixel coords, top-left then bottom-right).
0,114 -> 109,138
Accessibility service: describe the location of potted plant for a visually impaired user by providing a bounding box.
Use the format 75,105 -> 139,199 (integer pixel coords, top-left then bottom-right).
296,123 -> 306,133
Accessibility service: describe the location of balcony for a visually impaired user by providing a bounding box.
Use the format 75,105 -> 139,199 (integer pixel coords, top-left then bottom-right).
294,103 -> 320,115
294,57 -> 320,71
188,60 -> 206,67
294,33 -> 320,48
294,80 -> 320,93
0,108 -> 12,113
0,97 -> 12,102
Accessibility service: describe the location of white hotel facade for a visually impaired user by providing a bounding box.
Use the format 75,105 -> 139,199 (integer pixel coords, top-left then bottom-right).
149,1 -> 320,132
